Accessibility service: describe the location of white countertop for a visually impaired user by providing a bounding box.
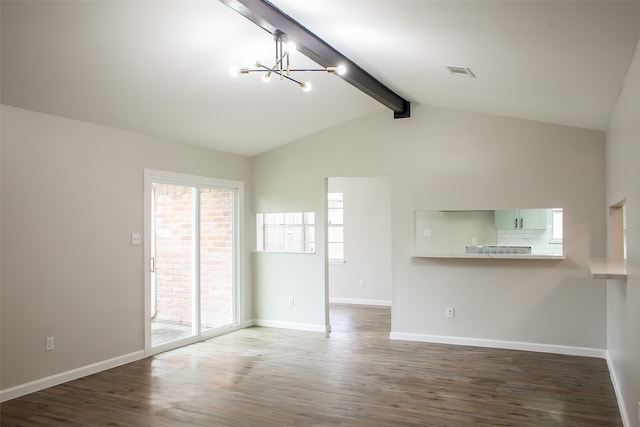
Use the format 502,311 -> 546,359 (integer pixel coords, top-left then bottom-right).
412,253 -> 565,260
589,259 -> 627,280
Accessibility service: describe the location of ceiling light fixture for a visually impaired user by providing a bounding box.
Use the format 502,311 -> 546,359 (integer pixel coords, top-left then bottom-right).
230,30 -> 346,92
220,0 -> 409,118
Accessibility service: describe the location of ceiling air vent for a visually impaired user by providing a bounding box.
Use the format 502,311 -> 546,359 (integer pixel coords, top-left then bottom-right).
446,66 -> 476,77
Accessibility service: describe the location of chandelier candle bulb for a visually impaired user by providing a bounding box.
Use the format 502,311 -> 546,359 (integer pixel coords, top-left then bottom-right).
327,65 -> 347,75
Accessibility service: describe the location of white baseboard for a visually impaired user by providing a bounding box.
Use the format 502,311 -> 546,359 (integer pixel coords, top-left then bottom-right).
606,351 -> 630,427
329,297 -> 392,307
389,332 -> 606,359
252,319 -> 329,333
242,319 -> 256,327
0,350 -> 146,403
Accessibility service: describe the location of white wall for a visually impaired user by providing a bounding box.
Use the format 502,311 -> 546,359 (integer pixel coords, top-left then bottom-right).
251,104 -> 607,351
328,177 -> 392,306
0,105 -> 253,392
414,210 -> 497,255
606,38 -> 640,426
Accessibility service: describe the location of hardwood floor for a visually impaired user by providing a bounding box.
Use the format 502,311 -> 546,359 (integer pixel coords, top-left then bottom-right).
1,304 -> 621,426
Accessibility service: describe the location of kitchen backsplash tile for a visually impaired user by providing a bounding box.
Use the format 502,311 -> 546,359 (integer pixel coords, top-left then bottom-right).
497,227 -> 562,255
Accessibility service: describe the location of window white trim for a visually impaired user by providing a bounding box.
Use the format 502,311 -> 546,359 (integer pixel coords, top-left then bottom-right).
256,212 -> 315,254
551,208 -> 563,243
327,192 -> 344,261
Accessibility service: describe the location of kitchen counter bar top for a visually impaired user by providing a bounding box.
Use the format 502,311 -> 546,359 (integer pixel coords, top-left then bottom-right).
412,253 -> 565,260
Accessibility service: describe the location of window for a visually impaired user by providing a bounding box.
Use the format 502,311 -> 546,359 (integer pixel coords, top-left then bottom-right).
609,200 -> 626,261
328,192 -> 344,261
256,212 -> 315,253
551,209 -> 563,242
623,204 -> 627,260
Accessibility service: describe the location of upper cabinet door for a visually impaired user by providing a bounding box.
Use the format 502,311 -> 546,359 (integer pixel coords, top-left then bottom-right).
495,209 -> 547,230
518,209 -> 547,229
494,210 -> 518,229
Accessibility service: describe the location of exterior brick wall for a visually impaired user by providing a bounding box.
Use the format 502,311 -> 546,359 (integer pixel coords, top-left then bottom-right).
200,187 -> 234,329
152,184 -> 233,330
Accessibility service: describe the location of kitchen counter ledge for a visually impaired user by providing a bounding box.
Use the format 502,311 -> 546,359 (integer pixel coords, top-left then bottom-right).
589,258 -> 627,280
412,253 -> 565,260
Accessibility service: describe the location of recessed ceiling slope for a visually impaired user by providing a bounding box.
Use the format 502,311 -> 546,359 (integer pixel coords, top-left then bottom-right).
271,0 -> 640,132
0,0 -> 382,157
2,1 -> 640,157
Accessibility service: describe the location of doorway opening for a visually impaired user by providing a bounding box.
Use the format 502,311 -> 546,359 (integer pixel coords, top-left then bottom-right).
326,177 -> 392,332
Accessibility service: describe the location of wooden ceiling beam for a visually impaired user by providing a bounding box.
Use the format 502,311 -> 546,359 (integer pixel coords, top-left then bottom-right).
220,0 -> 410,119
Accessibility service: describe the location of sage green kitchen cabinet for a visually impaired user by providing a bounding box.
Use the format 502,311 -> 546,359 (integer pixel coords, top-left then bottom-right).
494,209 -> 547,230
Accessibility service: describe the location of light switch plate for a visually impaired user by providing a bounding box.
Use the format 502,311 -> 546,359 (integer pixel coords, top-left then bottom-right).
131,233 -> 141,245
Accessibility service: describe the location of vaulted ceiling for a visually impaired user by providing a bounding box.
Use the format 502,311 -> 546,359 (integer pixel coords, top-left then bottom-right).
2,1 -> 640,156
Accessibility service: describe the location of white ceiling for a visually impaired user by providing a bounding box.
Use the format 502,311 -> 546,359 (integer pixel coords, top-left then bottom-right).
2,1 -> 640,157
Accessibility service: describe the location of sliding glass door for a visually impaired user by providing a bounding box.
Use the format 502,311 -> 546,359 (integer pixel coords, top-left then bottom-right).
144,170 -> 242,354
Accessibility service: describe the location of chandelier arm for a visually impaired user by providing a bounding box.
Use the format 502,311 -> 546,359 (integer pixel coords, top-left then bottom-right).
252,61 -> 284,75
241,67 -> 304,86
256,63 -> 274,73
280,73 -> 302,85
269,69 -> 303,85
287,68 -> 328,72
266,53 -> 289,75
278,38 -> 283,78
244,67 -> 327,73
286,49 -> 290,76
275,36 -> 280,74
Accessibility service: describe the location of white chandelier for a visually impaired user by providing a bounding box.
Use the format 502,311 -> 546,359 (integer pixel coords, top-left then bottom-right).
230,30 -> 346,92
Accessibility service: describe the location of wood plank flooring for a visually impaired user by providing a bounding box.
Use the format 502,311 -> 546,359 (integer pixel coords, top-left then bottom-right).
1,304 -> 621,426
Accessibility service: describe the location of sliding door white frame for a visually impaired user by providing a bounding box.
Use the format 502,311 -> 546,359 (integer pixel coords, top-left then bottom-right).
143,169 -> 243,356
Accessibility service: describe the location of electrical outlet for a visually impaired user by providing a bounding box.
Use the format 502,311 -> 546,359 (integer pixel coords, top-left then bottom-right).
288,297 -> 294,308
359,280 -> 365,288
45,336 -> 54,351
446,307 -> 455,318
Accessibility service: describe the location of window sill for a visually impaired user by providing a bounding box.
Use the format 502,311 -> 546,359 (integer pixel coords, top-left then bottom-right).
254,251 -> 316,255
329,259 -> 346,264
